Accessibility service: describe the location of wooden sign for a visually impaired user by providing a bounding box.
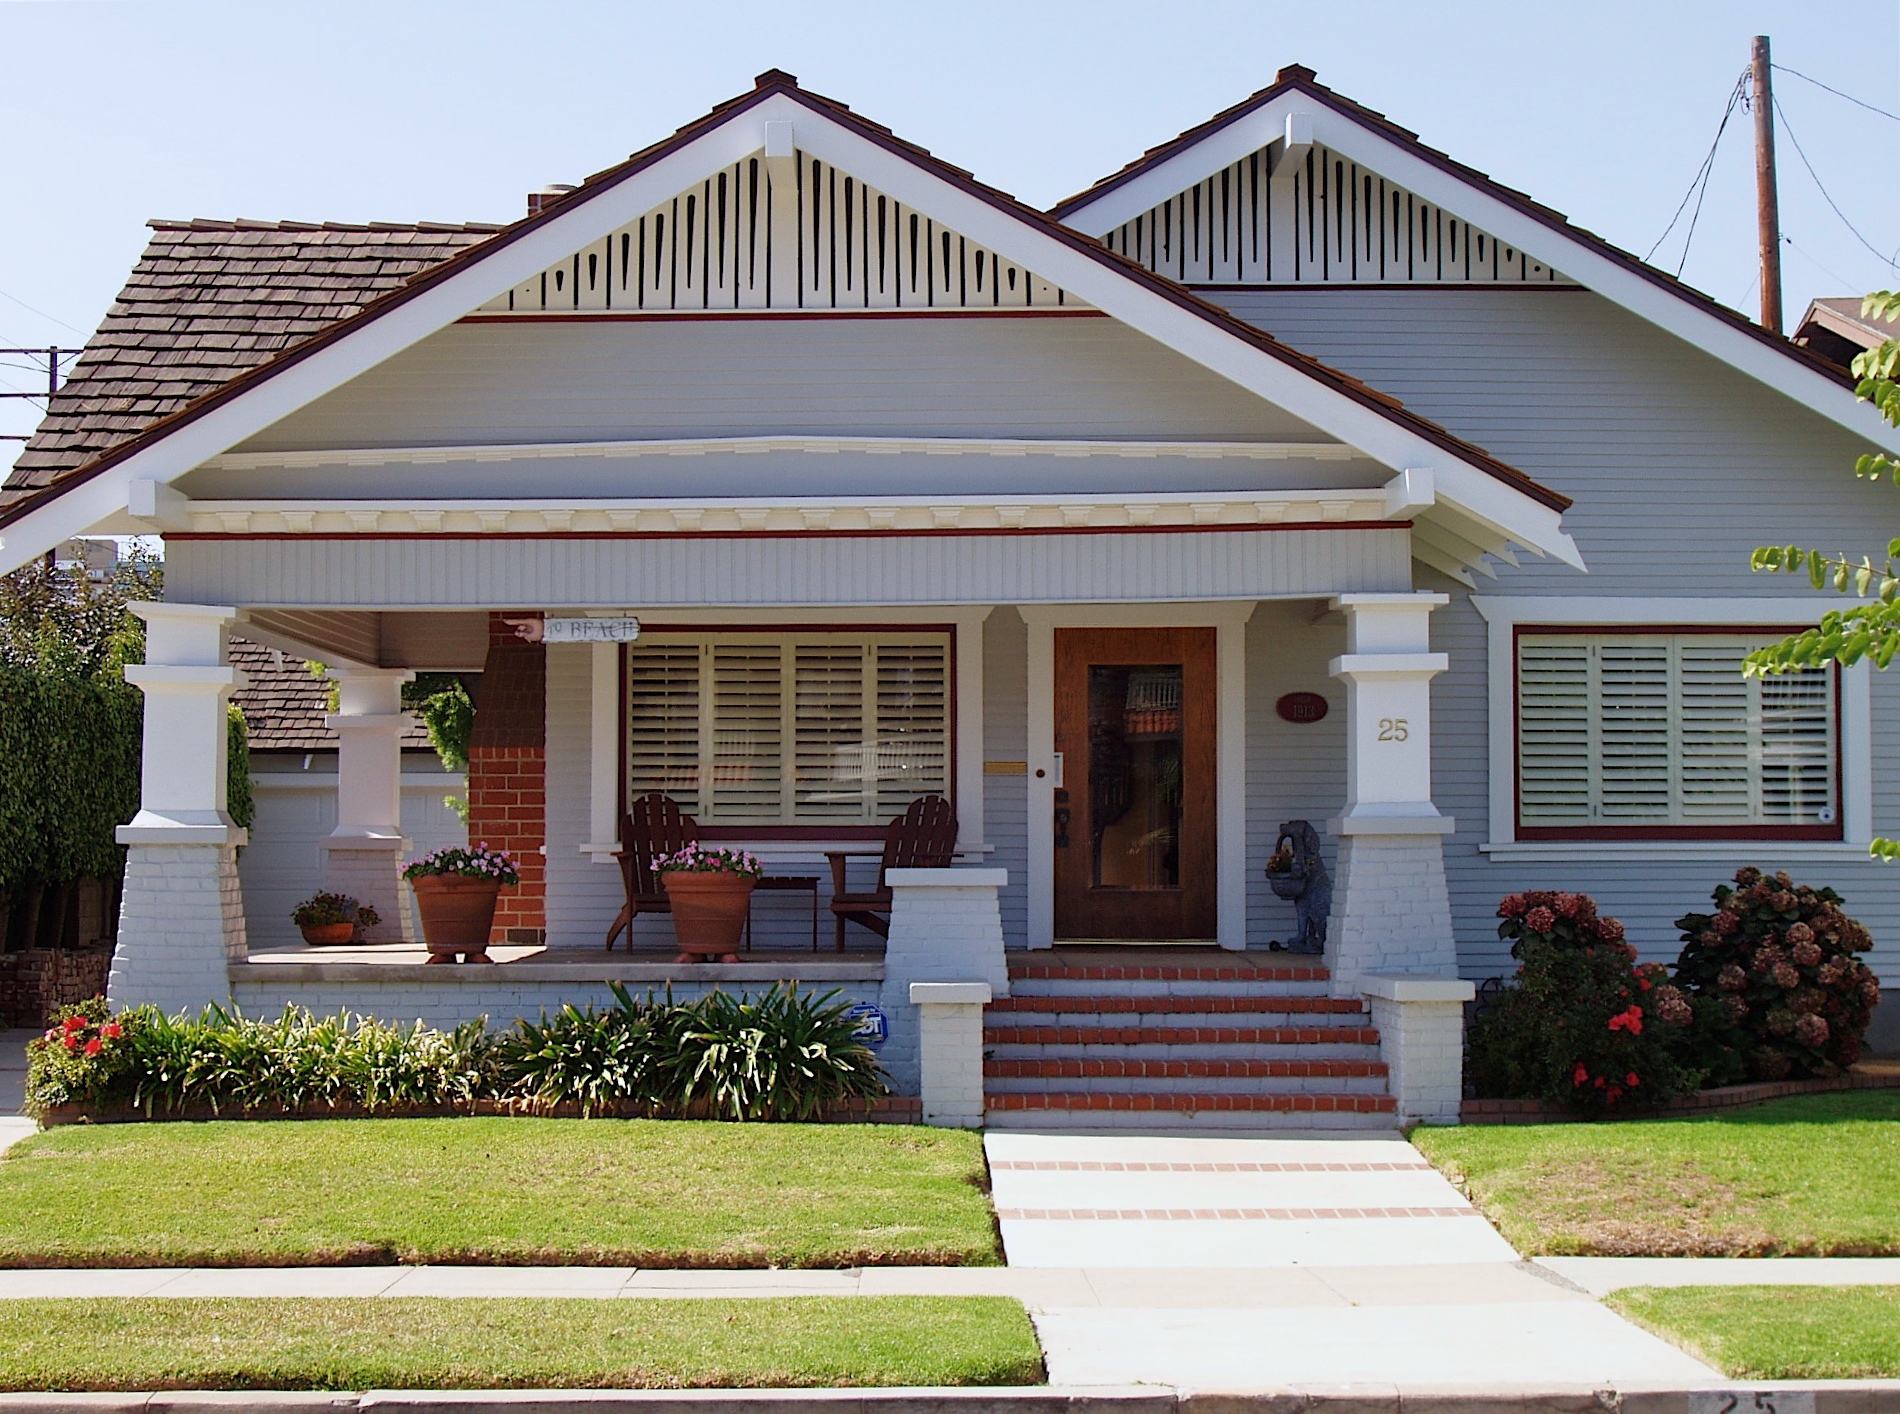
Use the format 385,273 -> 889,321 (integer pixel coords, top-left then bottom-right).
1276,691 -> 1329,724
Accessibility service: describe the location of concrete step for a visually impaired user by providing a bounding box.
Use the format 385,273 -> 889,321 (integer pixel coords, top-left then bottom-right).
1006,963 -> 1331,999
983,1105 -> 1400,1130
985,1037 -> 1382,1063
983,1024 -> 1384,1048
986,994 -> 1367,1018
984,1058 -> 1389,1095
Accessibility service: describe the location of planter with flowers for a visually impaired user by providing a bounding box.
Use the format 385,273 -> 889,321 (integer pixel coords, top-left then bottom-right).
291,892 -> 381,947
403,844 -> 519,963
653,844 -> 763,963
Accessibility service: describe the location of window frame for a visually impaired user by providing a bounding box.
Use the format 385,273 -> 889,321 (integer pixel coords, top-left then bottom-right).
1512,623 -> 1843,843
619,623 -> 958,841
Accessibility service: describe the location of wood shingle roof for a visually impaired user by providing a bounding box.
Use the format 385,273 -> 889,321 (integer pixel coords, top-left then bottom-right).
228,636 -> 432,751
2,220 -> 502,508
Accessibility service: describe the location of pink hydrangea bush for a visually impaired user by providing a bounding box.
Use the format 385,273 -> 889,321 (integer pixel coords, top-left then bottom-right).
1674,868 -> 1879,1080
1468,891 -> 1704,1116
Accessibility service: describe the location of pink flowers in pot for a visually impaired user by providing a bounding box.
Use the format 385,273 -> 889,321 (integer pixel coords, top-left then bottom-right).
651,843 -> 763,878
403,843 -> 520,887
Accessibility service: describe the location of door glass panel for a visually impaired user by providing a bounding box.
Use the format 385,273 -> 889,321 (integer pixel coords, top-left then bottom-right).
1087,664 -> 1183,889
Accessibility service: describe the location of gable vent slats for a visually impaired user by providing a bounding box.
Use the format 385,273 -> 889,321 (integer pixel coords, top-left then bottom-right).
482,154 -> 1085,316
1103,143 -> 1575,287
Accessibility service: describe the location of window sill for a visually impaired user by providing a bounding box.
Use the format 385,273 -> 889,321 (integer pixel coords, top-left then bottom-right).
1478,840 -> 1876,863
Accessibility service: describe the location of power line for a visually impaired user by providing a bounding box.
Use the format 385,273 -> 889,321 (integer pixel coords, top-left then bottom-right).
1646,68 -> 1748,274
1773,63 -> 1900,126
1772,94 -> 1900,273
0,287 -> 85,337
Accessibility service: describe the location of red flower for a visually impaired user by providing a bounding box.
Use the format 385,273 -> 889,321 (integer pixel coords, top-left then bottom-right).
1607,1006 -> 1644,1036
1626,1072 -> 1641,1087
62,1015 -> 85,1033
1606,1086 -> 1624,1103
60,1035 -> 77,1052
83,1038 -> 102,1057
1524,906 -> 1556,932
1572,1062 -> 1589,1087
101,1022 -> 121,1039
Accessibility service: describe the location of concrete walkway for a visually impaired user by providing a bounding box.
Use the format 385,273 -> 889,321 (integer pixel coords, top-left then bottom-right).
1539,1256 -> 1900,1295
985,1128 -> 1719,1388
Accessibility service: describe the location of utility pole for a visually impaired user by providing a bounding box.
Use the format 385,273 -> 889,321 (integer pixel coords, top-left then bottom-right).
1752,34 -> 1783,333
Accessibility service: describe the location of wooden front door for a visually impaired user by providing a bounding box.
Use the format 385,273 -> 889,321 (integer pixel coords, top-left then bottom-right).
1053,627 -> 1217,941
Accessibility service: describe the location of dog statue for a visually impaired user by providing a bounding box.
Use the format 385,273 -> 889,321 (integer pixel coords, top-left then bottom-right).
1265,819 -> 1331,954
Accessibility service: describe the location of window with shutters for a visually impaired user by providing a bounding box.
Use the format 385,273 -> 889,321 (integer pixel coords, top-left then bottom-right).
625,633 -> 950,829
1516,630 -> 1838,840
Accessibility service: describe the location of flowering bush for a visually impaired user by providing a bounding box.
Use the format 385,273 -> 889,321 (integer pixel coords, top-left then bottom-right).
651,843 -> 763,878
290,892 -> 380,929
1674,868 -> 1879,1080
1467,891 -> 1705,1116
402,843 -> 519,886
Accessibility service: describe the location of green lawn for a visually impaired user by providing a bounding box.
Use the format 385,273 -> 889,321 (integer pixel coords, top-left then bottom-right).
1413,1090 -> 1900,1256
1608,1286 -> 1900,1379
0,1118 -> 1000,1268
0,1297 -> 1042,1390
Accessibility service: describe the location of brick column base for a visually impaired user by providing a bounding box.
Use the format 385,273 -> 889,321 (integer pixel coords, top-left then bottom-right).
467,617 -> 547,945
106,844 -> 246,1016
911,982 -> 992,1128
1362,973 -> 1475,1126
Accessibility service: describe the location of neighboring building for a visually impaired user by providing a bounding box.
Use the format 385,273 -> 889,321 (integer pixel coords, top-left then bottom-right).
1793,296 -> 1900,371
4,67 -> 1896,1120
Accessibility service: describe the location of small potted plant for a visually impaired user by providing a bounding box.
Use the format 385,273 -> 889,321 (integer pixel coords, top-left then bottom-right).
653,843 -> 763,963
403,843 -> 519,964
292,892 -> 380,947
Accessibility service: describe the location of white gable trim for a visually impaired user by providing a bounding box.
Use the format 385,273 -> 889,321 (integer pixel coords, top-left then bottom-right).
1058,93 -> 1898,455
0,89 -> 1576,577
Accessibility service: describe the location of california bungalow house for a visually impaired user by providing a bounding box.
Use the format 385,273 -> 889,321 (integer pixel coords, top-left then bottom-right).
2,67 -> 1895,1125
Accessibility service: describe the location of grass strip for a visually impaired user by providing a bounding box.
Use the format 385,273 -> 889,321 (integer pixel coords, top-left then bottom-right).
0,1118 -> 1000,1268
0,1296 -> 1043,1390
1607,1286 -> 1900,1379
1412,1090 -> 1900,1255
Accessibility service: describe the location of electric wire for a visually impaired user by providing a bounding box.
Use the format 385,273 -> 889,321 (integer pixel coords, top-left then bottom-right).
0,287 -> 85,336
1772,63 -> 1900,126
1646,68 -> 1748,274
1772,94 -> 1900,273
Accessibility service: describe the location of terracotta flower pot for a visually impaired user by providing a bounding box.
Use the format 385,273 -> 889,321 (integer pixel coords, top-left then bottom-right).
411,874 -> 502,963
660,870 -> 756,963
299,922 -> 356,947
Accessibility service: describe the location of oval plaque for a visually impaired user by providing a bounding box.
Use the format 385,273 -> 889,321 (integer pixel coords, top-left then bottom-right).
1276,691 -> 1329,725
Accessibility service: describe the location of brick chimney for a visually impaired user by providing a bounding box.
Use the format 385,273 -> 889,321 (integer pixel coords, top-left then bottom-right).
526,183 -> 578,217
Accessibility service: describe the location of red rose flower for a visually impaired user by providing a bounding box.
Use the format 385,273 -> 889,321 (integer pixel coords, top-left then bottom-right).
1626,1072 -> 1640,1087
84,1038 -> 102,1057
1572,1062 -> 1589,1087
102,1022 -> 121,1039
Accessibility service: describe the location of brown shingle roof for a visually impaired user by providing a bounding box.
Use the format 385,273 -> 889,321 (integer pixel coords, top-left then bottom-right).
229,636 -> 431,751
3,220 -> 502,507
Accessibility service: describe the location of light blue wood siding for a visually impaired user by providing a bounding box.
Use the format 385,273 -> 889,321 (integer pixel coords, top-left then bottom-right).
1207,286 -> 1900,985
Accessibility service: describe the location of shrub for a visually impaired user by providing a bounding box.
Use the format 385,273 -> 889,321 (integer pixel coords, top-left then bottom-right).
25,985 -> 888,1123
1467,891 -> 1704,1116
291,893 -> 380,929
1675,867 -> 1880,1080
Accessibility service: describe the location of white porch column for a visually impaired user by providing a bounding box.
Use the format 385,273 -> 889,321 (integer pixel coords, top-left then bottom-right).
108,603 -> 248,1016
1325,593 -> 1458,991
322,667 -> 416,943
877,868 -> 1008,1097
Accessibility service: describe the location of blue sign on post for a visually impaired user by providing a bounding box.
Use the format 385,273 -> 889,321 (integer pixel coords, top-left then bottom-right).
845,1001 -> 890,1047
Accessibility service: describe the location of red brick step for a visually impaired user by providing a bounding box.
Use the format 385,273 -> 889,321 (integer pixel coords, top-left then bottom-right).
983,1025 -> 1382,1046
985,1058 -> 1387,1079
986,994 -> 1365,1015
987,1091 -> 1397,1114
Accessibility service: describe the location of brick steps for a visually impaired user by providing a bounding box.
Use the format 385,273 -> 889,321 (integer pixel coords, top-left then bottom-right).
1008,963 -> 1329,982
987,994 -> 1367,1015
985,1025 -> 1383,1047
986,1058 -> 1386,1079
988,1091 -> 1397,1114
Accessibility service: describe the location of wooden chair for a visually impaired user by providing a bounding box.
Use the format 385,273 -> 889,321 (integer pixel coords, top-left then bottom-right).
825,794 -> 959,950
605,793 -> 698,951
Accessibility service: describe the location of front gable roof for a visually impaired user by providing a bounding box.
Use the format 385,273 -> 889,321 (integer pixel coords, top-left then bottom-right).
1054,66 -> 1892,452
0,70 -> 1577,580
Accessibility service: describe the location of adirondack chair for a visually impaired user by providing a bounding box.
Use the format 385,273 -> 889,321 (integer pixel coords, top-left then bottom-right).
825,794 -> 959,950
604,793 -> 699,951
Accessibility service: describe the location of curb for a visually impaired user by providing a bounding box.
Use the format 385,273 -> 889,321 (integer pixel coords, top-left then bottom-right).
3,1385 -> 1900,1413
1461,1067 -> 1900,1125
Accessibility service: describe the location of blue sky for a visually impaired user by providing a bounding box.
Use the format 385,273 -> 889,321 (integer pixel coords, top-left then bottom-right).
2,0 -> 1897,449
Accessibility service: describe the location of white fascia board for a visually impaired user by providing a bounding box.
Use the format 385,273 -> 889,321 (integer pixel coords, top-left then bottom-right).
1064,94 -> 1892,454
0,115 -> 775,575
1430,462 -> 1582,569
786,103 -> 1567,531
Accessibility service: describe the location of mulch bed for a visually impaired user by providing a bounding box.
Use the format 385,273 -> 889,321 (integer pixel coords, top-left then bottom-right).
1461,1060 -> 1900,1124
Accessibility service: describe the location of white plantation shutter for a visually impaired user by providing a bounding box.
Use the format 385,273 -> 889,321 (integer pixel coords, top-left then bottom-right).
627,634 -> 950,825
625,644 -> 702,813
1518,632 -> 1835,831
873,643 -> 948,815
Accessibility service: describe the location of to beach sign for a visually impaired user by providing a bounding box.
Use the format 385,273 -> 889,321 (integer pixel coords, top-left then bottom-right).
502,616 -> 642,644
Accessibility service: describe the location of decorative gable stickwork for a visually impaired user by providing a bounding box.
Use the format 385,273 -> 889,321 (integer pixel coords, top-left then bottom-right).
1100,144 -> 1574,287
478,154 -> 1086,315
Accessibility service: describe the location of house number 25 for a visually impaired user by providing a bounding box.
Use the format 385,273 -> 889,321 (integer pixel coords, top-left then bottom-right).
1377,717 -> 1410,742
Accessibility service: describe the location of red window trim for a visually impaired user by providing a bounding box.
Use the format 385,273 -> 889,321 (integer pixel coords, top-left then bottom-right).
618,624 -> 958,840
1512,623 -> 1844,844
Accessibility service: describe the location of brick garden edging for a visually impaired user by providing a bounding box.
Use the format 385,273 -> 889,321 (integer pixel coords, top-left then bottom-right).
1462,1062 -> 1900,1124
34,1095 -> 922,1128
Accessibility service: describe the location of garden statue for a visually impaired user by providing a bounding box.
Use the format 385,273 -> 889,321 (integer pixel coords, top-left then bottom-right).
1265,819 -> 1331,954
